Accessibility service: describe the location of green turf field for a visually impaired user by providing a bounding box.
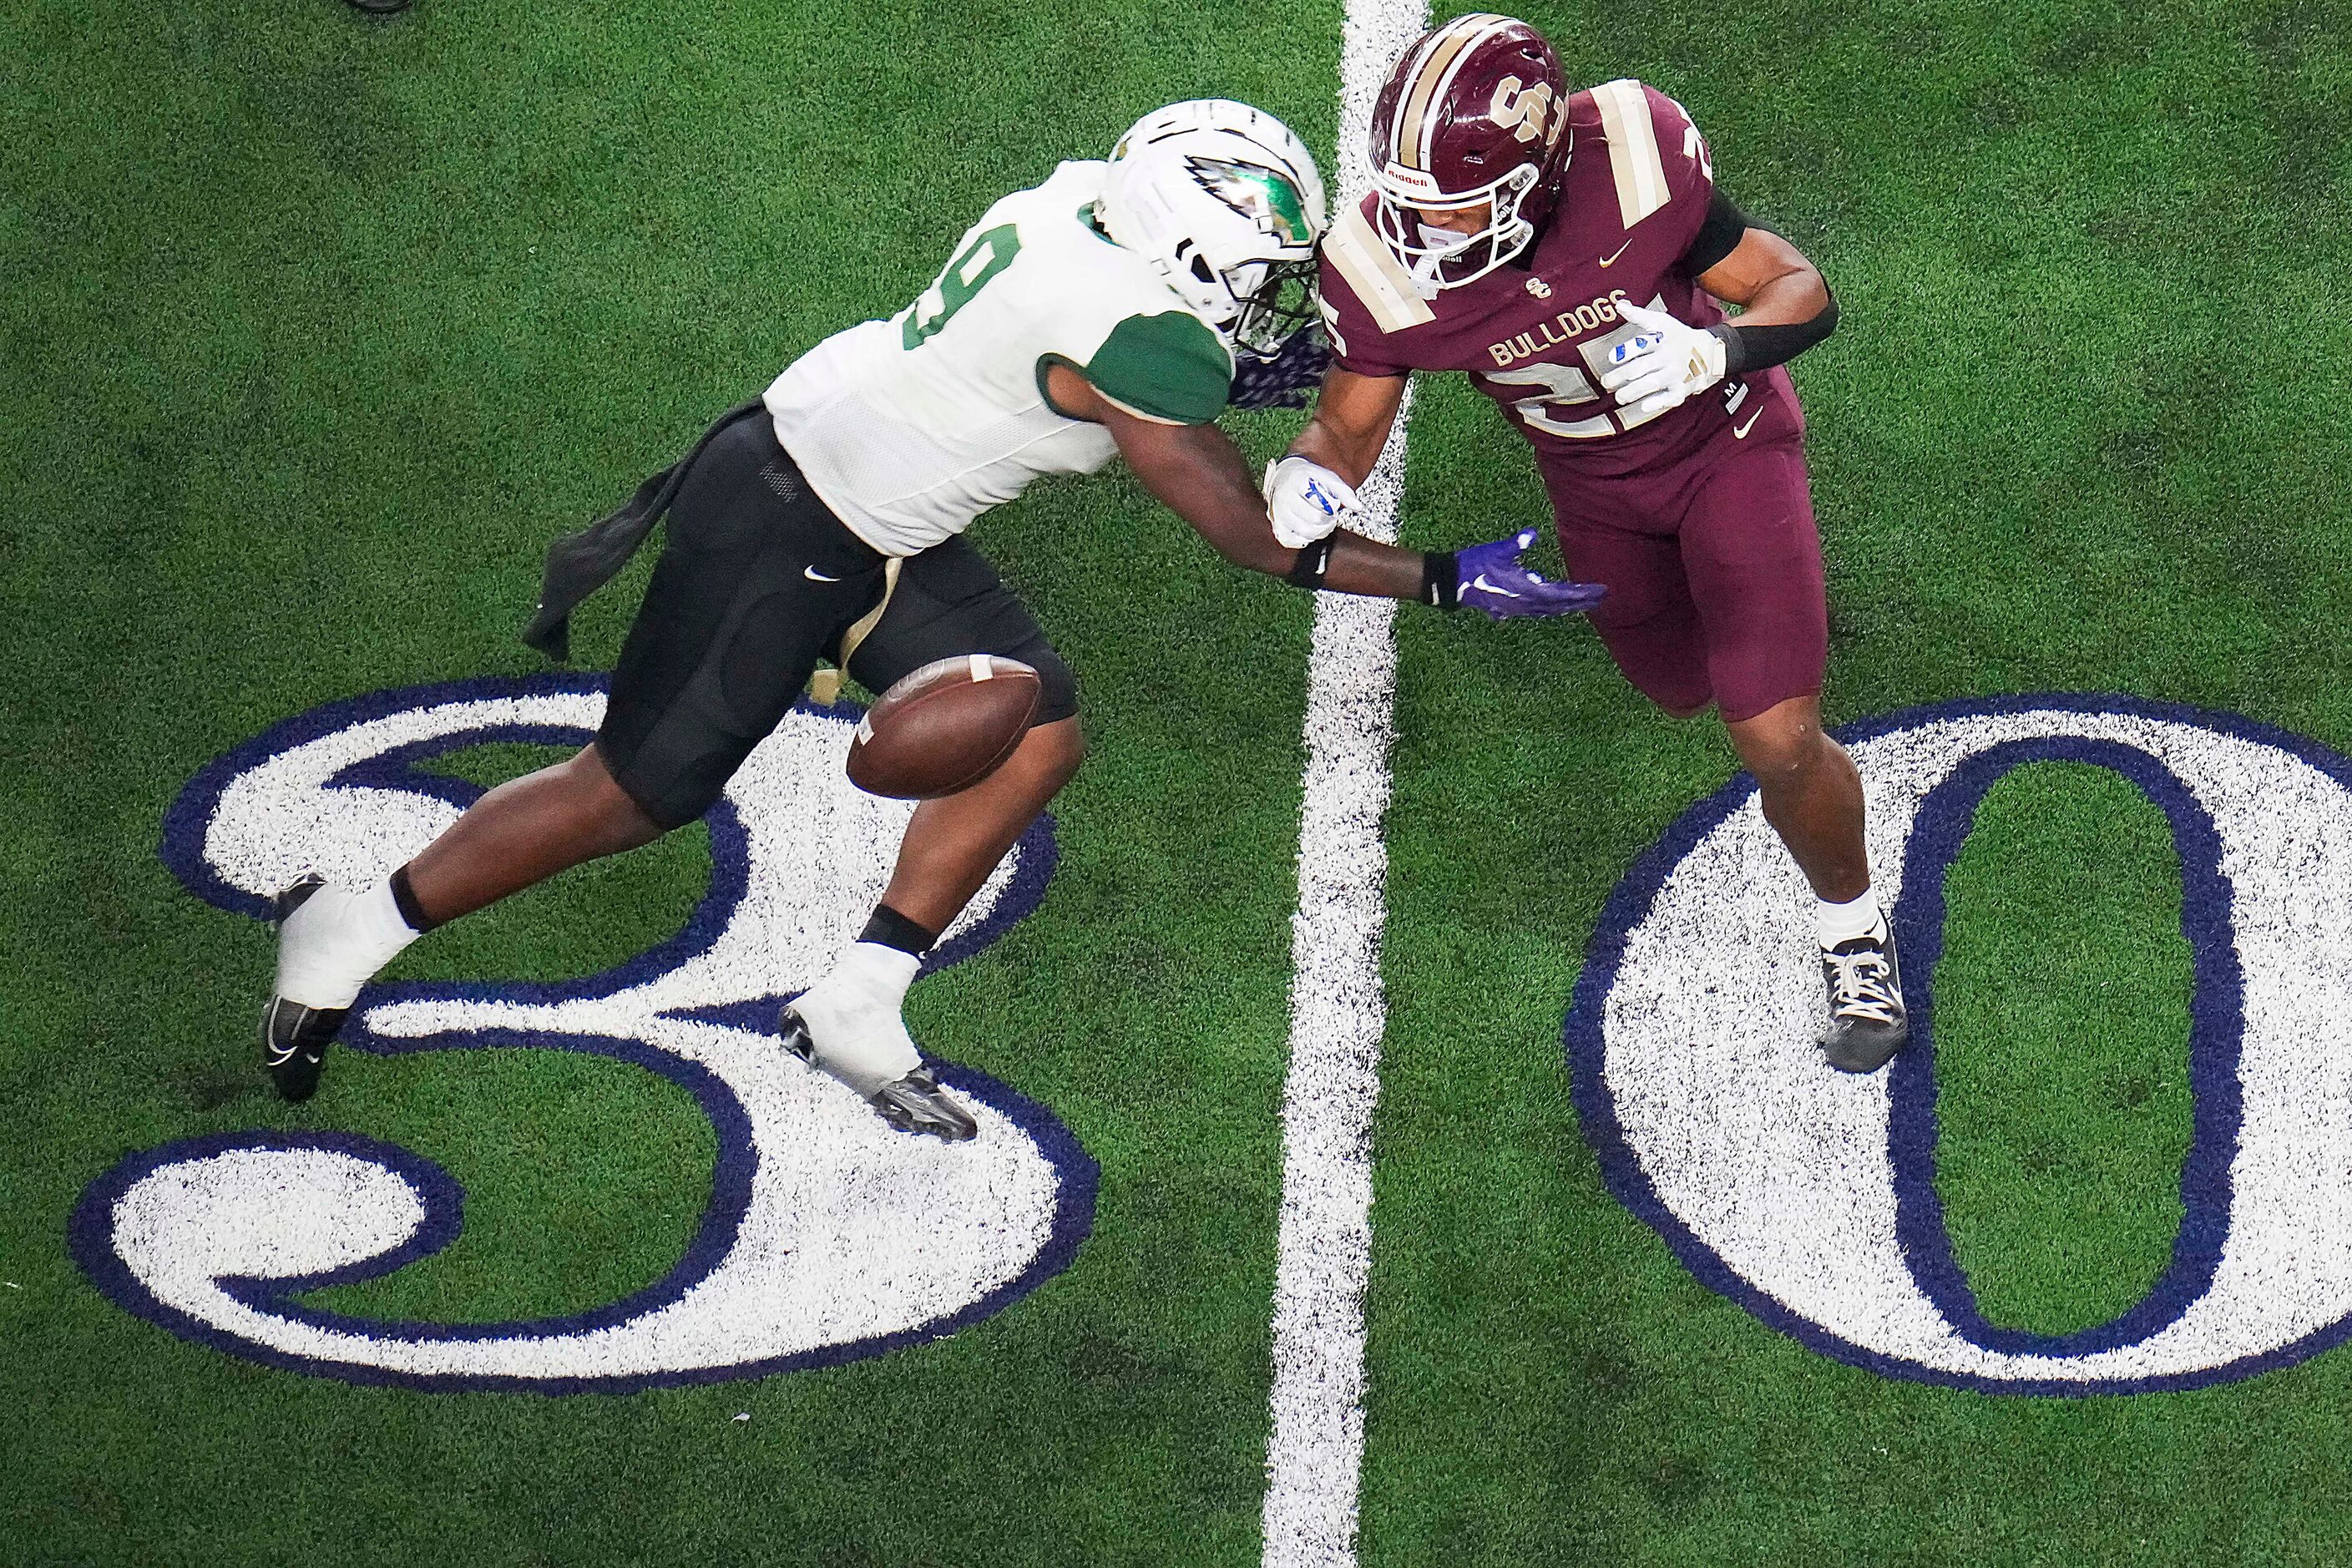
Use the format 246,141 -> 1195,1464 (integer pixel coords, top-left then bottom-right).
8,0 -> 2352,1562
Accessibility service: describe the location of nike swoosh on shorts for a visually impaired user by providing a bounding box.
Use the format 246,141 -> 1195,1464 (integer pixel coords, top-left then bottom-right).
804,565 -> 841,582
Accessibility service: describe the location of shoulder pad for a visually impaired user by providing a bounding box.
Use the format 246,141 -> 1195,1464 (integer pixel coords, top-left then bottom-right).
1587,78 -> 1709,230
1084,311 -> 1233,424
1321,202 -> 1435,335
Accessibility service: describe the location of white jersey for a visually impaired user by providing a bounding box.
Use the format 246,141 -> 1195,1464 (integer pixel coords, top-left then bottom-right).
765,160 -> 1236,557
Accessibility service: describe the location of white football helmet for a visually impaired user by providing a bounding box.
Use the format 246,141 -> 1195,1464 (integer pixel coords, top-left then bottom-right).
1095,99 -> 1328,351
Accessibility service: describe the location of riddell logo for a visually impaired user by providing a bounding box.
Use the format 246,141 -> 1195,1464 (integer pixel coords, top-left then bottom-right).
1379,163 -> 1440,199
1488,289 -> 1631,366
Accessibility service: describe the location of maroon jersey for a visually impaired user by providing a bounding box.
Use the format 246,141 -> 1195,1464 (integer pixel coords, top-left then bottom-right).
1319,78 -> 1803,480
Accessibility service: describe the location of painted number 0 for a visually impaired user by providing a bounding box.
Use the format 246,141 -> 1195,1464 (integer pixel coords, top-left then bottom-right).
1570,695 -> 2352,1395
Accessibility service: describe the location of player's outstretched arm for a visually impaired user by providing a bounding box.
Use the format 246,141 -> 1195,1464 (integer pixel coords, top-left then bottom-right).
1042,362 -> 1600,620
1044,361 -> 1414,597
1257,367 -> 1409,550
1282,367 -> 1406,489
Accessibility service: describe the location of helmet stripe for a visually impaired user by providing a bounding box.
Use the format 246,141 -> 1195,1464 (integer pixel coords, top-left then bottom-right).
1389,13 -> 1510,172
1415,15 -> 1518,173
1388,28 -> 1454,168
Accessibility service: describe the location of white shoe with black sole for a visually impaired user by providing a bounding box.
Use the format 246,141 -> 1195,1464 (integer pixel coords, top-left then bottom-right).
776,1005 -> 978,1141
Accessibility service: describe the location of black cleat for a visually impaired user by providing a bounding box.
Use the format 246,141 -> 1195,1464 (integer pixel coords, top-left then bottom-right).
778,1005 -> 979,1141
865,1067 -> 979,1141
262,877 -> 347,1102
261,996 -> 346,1102
1820,922 -> 1909,1074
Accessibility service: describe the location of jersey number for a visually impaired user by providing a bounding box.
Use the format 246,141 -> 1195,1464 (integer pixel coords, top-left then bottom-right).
1486,318 -> 1684,439
903,224 -> 1023,349
1484,360 -> 1616,440
1682,118 -> 1713,184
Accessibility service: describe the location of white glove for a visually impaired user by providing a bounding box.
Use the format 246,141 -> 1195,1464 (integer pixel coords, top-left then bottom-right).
1598,301 -> 1727,417
1263,456 -> 1358,550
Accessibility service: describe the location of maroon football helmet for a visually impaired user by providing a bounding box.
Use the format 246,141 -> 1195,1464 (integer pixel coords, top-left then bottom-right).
1368,13 -> 1572,292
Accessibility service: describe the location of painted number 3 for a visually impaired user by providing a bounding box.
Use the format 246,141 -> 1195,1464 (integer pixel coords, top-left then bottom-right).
70,674 -> 1095,1393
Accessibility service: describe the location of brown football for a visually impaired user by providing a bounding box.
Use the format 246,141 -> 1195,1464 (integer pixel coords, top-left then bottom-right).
846,654 -> 1042,799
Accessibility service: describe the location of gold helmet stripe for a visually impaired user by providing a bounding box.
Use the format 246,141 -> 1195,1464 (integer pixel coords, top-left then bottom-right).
1389,13 -> 1512,172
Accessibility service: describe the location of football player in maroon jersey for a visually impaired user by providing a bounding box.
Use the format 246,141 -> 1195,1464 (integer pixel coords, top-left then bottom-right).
1276,13 -> 1904,1071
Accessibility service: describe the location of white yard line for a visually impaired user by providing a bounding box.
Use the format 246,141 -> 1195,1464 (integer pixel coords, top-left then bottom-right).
1260,3 -> 1427,1562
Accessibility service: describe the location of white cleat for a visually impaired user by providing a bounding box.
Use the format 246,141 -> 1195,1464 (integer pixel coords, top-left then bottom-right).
776,1004 -> 978,1141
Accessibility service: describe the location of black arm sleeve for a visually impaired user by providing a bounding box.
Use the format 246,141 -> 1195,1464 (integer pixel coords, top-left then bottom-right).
1678,188 -> 1752,277
1711,293 -> 1839,375
1677,189 -> 1840,374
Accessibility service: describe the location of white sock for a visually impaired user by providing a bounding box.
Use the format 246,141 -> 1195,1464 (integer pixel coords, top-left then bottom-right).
791,942 -> 923,1096
1818,886 -> 1884,950
274,878 -> 424,1009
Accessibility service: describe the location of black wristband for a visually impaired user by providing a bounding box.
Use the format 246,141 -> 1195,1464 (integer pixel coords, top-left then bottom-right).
1287,538 -> 1335,590
1708,324 -> 1748,376
1421,551 -> 1459,609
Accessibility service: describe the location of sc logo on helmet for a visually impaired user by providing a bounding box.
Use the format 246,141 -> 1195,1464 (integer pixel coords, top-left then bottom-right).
1489,76 -> 1562,146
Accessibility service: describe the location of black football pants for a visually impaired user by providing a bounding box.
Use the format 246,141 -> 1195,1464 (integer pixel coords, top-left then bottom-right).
596,411 -> 1076,830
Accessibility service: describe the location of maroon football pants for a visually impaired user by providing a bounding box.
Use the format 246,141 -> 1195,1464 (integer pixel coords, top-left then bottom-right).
1539,430 -> 1827,724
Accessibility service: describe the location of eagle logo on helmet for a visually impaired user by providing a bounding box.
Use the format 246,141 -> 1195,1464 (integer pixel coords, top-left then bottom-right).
1185,156 -> 1313,247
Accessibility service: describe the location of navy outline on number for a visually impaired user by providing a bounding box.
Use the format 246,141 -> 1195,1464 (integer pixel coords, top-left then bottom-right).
70,671 -> 1096,1394
1565,691 -> 2352,1396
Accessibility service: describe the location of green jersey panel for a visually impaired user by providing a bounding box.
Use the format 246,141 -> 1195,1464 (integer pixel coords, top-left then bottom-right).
1085,312 -> 1233,426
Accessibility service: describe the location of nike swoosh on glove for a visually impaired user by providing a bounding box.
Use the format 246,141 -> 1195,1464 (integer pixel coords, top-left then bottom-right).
1598,301 -> 1726,417
1264,455 -> 1358,550
1456,529 -> 1607,620
1230,326 -> 1333,411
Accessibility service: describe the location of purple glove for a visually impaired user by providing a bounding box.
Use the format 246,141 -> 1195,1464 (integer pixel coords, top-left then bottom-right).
1454,529 -> 1606,620
1229,326 -> 1333,411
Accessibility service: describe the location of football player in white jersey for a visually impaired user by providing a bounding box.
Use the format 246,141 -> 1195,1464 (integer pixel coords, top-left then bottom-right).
260,99 -> 1601,1137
